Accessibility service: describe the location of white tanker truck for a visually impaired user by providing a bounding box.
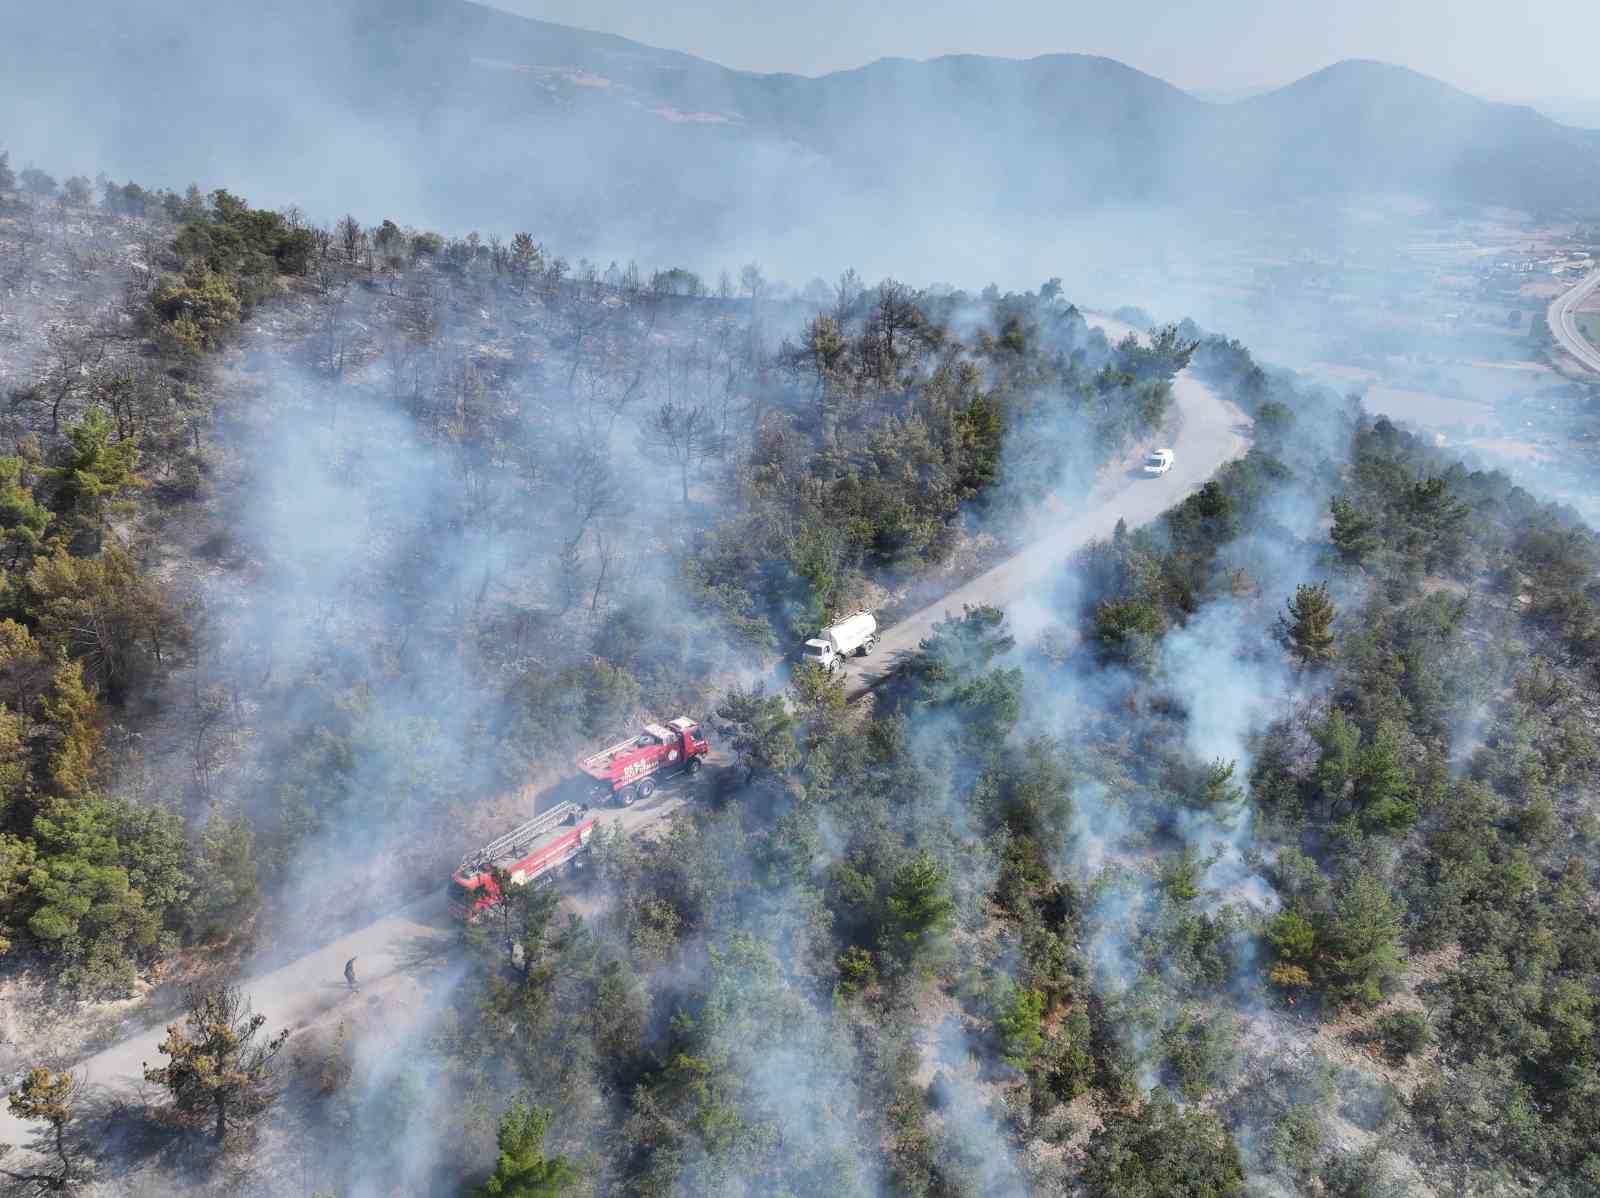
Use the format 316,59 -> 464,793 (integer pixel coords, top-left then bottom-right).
801,610 -> 879,671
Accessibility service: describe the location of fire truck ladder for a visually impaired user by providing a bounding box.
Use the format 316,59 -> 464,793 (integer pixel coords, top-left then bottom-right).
461,801 -> 582,871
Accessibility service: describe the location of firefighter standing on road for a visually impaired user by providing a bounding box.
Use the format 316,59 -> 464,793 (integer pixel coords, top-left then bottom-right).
344,957 -> 358,992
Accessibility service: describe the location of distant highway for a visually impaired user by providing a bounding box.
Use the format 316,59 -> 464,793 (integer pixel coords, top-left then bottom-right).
1547,267 -> 1600,375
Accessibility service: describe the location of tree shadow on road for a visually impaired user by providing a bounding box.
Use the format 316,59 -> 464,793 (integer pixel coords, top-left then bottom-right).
62,1081 -> 204,1182
387,931 -> 458,977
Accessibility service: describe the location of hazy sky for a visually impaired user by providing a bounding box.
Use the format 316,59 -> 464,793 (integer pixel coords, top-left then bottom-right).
493,0 -> 1599,101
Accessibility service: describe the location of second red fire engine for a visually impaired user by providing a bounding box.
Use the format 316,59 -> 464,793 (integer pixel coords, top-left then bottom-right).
577,716 -> 709,806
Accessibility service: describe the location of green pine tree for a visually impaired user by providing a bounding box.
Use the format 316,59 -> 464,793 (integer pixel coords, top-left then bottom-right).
471,1097 -> 577,1197
1313,708 -> 1361,806
2,1067 -> 79,1190
886,850 -> 955,967
1330,496 -> 1380,567
1324,873 -> 1405,1008
1354,719 -> 1415,832
1280,582 -> 1337,665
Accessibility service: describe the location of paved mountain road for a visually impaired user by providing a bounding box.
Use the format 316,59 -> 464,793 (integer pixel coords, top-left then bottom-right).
0,790 -> 692,1148
1548,267 -> 1600,375
0,316 -> 1250,1151
839,351 -> 1251,697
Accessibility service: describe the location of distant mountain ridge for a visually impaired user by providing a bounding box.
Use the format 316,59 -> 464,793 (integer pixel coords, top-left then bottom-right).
4,0 -> 1597,258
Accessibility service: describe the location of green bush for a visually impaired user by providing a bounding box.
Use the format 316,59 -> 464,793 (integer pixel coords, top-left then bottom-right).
993,982 -> 1046,1070
1371,1009 -> 1430,1062
150,270 -> 242,354
1159,1011 -> 1238,1100
834,946 -> 877,1000
1081,1095 -> 1246,1197
1092,597 -> 1165,670
1265,1104 -> 1324,1178
174,189 -> 314,280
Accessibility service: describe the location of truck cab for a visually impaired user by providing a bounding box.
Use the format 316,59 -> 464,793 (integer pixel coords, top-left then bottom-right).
1143,448 -> 1175,476
802,638 -> 841,670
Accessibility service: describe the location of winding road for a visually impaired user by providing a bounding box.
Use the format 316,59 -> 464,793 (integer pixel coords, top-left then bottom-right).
838,352 -> 1251,697
0,317 -> 1251,1154
1547,267 -> 1600,375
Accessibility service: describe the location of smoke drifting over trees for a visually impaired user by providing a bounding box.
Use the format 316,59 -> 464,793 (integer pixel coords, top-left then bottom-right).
5,2 -> 1599,296
3,6 -> 1600,1196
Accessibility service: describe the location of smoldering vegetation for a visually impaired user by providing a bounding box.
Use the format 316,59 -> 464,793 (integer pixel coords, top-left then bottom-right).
166,193 -> 1194,961
5,143 -> 1600,1198
0,164 -> 1189,1182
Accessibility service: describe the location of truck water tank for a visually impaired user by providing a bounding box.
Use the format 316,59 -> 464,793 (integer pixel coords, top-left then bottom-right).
827,610 -> 877,648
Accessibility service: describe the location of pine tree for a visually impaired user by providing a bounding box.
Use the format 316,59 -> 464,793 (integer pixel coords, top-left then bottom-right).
1201,759 -> 1244,811
1324,873 -> 1405,1008
713,685 -> 798,782
886,850 -> 955,965
0,834 -> 35,956
18,168 -> 55,202
185,804 -> 260,942
1280,581 -> 1337,665
1330,496 -> 1379,567
1265,909 -> 1318,994
472,1097 -> 576,1197
994,983 -> 1046,1070
46,406 -> 142,539
0,455 -> 54,569
1313,707 -> 1361,806
1354,719 -> 1415,831
143,986 -> 288,1143
1081,1095 -> 1246,1197
509,232 -> 541,293
1,1067 -> 79,1190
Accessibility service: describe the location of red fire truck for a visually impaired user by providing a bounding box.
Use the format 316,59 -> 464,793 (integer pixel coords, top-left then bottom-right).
577,716 -> 709,806
447,801 -> 596,921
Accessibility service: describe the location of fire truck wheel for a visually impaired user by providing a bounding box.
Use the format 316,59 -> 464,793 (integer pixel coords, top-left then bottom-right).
617,785 -> 637,807
686,756 -> 703,775
637,777 -> 657,800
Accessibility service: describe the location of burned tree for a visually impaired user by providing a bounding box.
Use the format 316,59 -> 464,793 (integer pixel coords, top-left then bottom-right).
870,278 -> 924,387
509,232 -> 541,294
648,401 -> 718,504
20,321 -> 108,434
335,214 -> 366,267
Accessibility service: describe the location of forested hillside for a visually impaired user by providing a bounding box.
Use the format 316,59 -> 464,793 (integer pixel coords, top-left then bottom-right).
0,162 -> 1183,996
3,152 -> 1600,1198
